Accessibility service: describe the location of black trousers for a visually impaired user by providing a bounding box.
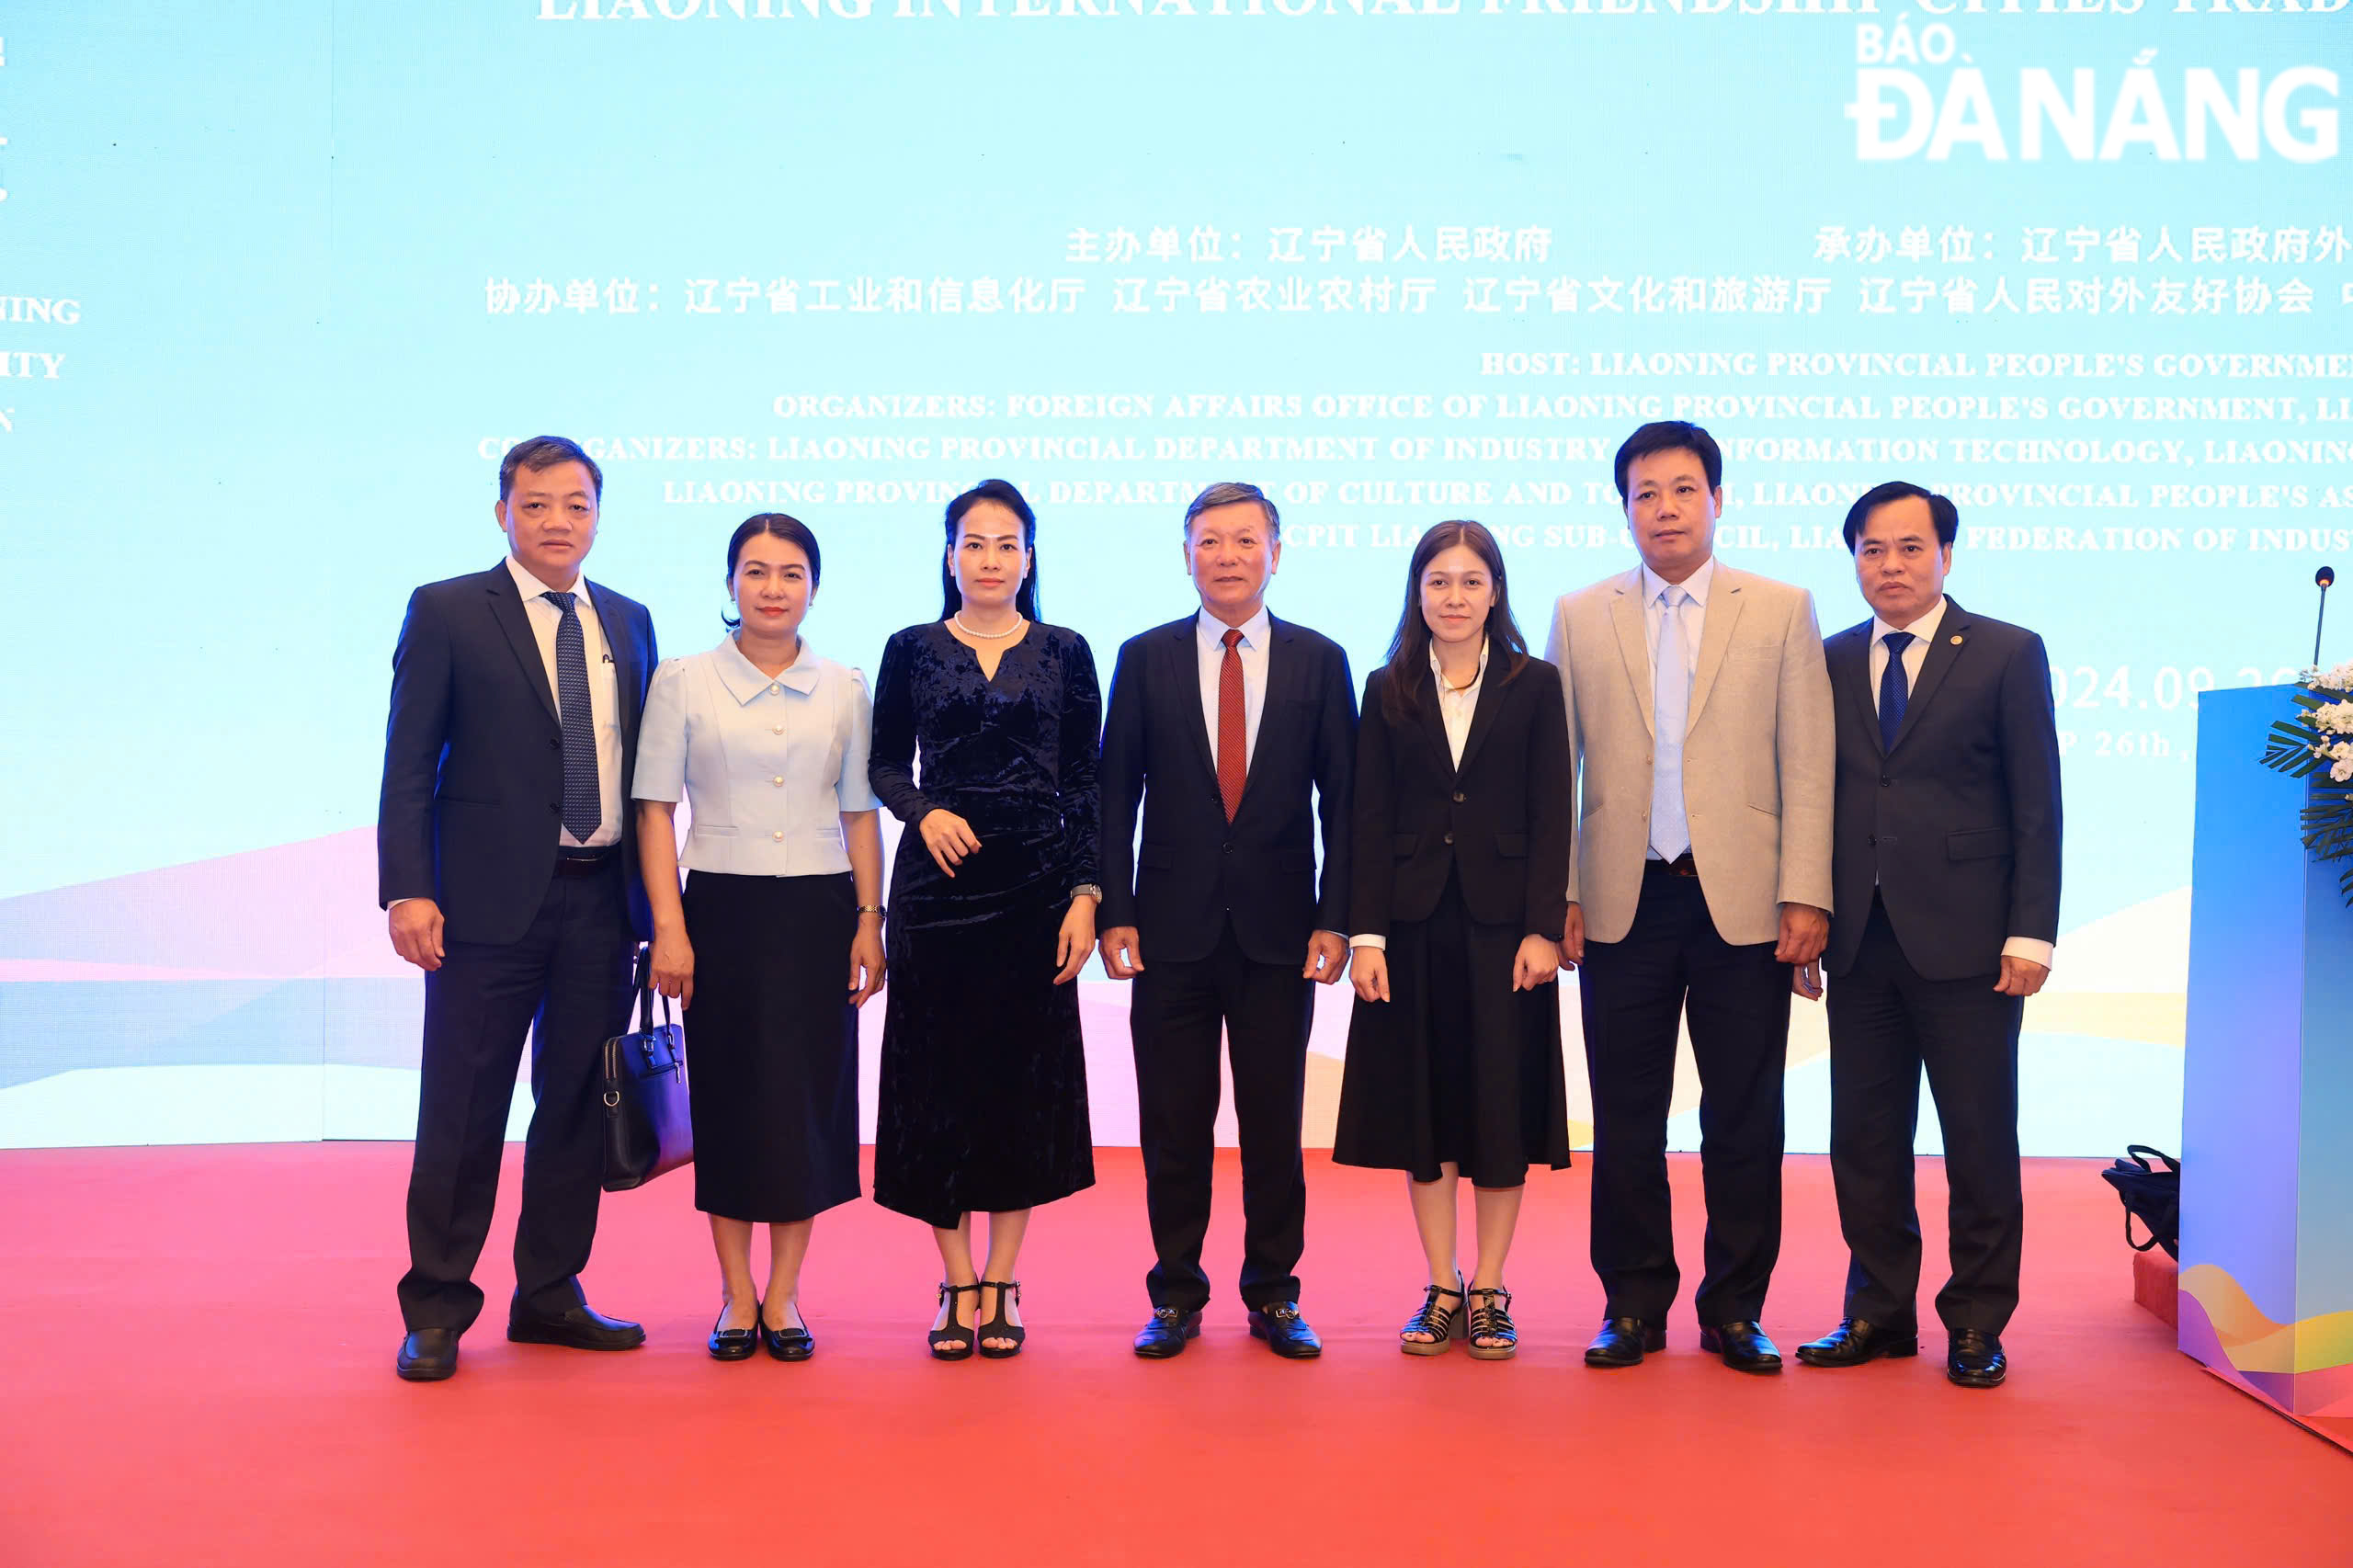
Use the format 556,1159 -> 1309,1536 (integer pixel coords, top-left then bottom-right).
1826,897 -> 2024,1335
397,858 -> 636,1333
1131,918 -> 1314,1313
1579,864 -> 1790,1325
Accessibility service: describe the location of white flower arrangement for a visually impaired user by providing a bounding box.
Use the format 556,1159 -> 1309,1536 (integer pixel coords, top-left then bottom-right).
2264,661 -> 2353,902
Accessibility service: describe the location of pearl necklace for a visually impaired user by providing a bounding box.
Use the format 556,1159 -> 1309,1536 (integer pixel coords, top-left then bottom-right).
952,615 -> 1027,641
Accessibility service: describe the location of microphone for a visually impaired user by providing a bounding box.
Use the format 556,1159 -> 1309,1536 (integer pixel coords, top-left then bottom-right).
2318,566 -> 2336,671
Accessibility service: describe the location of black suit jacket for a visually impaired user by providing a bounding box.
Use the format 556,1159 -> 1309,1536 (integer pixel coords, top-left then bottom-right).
1348,656 -> 1572,940
1824,597 -> 2061,982
1098,612 -> 1356,967
377,562 -> 658,947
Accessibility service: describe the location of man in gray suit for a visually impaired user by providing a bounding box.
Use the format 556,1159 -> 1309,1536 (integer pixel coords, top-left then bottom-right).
1545,421 -> 1835,1373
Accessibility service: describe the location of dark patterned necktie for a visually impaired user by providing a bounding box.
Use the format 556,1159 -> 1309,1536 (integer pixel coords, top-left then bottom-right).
1879,631 -> 1915,753
1218,628 -> 1246,821
544,590 -> 602,841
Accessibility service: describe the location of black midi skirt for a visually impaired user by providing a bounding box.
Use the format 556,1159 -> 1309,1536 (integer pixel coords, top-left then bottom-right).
1333,871 -> 1574,1187
680,869 -> 862,1223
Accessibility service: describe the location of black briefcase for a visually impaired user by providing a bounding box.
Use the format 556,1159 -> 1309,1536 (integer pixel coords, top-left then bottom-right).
2099,1144 -> 2179,1259
600,955 -> 693,1192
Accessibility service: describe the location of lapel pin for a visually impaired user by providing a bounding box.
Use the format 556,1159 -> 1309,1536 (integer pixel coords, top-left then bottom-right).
1949,634 -> 1963,645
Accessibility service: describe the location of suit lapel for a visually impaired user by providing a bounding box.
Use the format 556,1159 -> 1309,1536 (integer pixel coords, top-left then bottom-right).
1233,616 -> 1302,816
484,563 -> 559,725
585,579 -> 640,734
1890,598 -> 1972,753
1452,654 -> 1508,778
1172,618 -> 1219,790
1409,659 -> 1454,775
1685,566 -> 1745,731
1607,574 -> 1655,738
1831,622 -> 1882,754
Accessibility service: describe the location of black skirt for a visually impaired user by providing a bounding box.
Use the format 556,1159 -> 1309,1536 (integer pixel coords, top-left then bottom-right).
680,869 -> 862,1223
1333,870 -> 1574,1187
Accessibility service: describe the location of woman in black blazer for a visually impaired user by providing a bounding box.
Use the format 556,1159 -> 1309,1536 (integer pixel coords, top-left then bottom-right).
1334,520 -> 1574,1360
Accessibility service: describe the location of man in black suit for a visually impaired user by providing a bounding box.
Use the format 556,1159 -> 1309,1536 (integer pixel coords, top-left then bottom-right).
1792,481 -> 2061,1390
380,436 -> 659,1381
1097,482 -> 1356,1359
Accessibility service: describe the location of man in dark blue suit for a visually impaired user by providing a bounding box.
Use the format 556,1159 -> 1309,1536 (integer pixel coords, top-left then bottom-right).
1793,481 -> 2062,1390
379,436 -> 658,1381
1097,482 -> 1357,1359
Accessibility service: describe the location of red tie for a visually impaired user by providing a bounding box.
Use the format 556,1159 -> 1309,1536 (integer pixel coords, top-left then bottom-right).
1218,627 -> 1247,821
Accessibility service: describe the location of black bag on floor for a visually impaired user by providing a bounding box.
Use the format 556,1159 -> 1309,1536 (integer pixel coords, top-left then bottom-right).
2100,1144 -> 2179,1259
600,950 -> 693,1192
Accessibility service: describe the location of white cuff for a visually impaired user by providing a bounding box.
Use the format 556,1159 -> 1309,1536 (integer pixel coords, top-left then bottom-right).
2001,937 -> 2054,969
1350,934 -> 1387,951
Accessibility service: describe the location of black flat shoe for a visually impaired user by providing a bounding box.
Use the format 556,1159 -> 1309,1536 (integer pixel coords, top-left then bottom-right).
1134,1307 -> 1202,1358
977,1279 -> 1026,1359
1465,1286 -> 1518,1362
1247,1302 -> 1323,1359
929,1281 -> 982,1361
1795,1318 -> 1919,1368
1584,1317 -> 1666,1368
396,1328 -> 459,1381
709,1301 -> 759,1362
1400,1277 -> 1467,1357
507,1302 -> 646,1351
763,1306 -> 814,1363
1947,1329 -> 2007,1389
1699,1320 -> 1783,1374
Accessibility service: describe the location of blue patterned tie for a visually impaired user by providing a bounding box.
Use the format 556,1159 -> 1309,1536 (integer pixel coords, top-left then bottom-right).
544,590 -> 601,842
1879,631 -> 1915,754
1650,585 -> 1690,861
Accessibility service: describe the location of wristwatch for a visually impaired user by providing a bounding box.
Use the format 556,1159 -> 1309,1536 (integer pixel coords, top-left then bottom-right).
1069,884 -> 1104,903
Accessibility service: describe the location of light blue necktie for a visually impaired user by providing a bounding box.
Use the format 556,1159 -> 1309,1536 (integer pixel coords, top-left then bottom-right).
1651,585 -> 1690,861
543,590 -> 602,843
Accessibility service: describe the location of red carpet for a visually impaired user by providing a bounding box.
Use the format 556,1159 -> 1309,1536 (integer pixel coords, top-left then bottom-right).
3,1145 -> 2346,1566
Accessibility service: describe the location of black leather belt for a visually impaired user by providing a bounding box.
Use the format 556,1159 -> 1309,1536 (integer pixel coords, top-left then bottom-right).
554,848 -> 620,877
1645,851 -> 1699,880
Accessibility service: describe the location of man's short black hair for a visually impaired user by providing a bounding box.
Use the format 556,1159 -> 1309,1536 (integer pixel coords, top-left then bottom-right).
1843,480 -> 1959,551
1612,420 -> 1722,500
498,435 -> 603,502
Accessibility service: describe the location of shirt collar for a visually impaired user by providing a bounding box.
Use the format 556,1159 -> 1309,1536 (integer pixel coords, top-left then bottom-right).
1640,555 -> 1715,608
1429,636 -> 1491,691
1198,604 -> 1272,651
1870,596 -> 1948,647
506,553 -> 585,606
713,633 -> 821,704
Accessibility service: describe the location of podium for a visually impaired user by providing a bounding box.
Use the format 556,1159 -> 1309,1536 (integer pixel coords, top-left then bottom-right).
2181,687 -> 2353,1444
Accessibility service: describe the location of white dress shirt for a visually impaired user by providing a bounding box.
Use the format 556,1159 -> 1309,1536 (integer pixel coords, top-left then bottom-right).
1868,595 -> 2053,971
1352,639 -> 1490,954
631,636 -> 878,877
1198,604 -> 1272,774
506,554 -> 623,849
1641,555 -> 1713,860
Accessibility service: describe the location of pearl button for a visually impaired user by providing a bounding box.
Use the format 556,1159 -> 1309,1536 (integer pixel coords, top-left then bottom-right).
769,683 -> 780,694
773,724 -> 785,735
770,776 -> 785,787
772,831 -> 785,841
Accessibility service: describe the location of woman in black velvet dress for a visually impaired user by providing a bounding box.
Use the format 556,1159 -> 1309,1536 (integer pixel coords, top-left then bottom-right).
870,479 -> 1101,1360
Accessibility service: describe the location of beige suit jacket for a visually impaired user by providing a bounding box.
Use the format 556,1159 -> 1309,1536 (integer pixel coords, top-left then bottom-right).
1544,562 -> 1835,947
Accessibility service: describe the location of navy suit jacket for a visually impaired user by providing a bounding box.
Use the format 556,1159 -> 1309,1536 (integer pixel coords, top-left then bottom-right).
1097,612 -> 1356,967
377,562 -> 658,947
1823,597 -> 2062,982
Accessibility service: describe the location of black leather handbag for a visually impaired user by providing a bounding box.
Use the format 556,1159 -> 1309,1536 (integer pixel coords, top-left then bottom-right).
2099,1144 -> 2179,1259
600,952 -> 693,1192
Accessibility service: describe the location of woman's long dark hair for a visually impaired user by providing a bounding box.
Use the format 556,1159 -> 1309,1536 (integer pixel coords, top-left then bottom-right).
1381,519 -> 1529,722
721,512 -> 822,632
938,479 -> 1040,622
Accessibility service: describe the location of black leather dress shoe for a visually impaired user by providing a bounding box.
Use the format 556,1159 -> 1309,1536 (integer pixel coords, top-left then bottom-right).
1247,1302 -> 1323,1358
507,1302 -> 647,1351
1699,1321 -> 1783,1374
1583,1317 -> 1666,1368
1795,1318 -> 1919,1368
763,1318 -> 814,1362
1134,1307 -> 1202,1358
709,1306 -> 758,1362
1947,1329 -> 2007,1388
396,1328 -> 459,1381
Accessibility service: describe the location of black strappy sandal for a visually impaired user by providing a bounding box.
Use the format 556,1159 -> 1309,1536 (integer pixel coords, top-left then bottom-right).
1400,1276 -> 1468,1357
977,1279 -> 1027,1358
1465,1286 -> 1518,1361
930,1281 -> 982,1361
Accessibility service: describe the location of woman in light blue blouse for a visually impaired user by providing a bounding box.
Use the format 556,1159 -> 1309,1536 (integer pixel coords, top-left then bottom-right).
632,515 -> 886,1363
